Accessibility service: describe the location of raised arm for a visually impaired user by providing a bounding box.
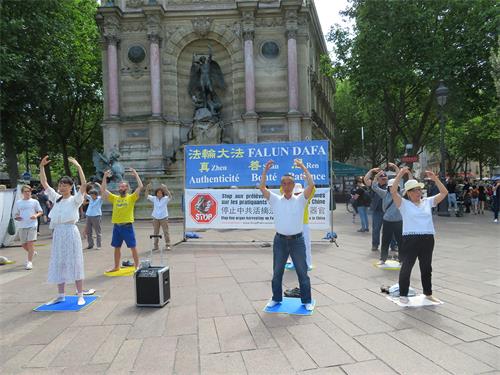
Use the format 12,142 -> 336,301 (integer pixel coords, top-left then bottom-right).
161,184 -> 173,199
363,168 -> 380,187
259,160 -> 273,200
100,170 -> 112,200
129,168 -> 143,196
425,170 -> 448,205
39,156 -> 51,190
391,167 -> 410,208
68,157 -> 86,195
144,182 -> 152,198
295,159 -> 315,200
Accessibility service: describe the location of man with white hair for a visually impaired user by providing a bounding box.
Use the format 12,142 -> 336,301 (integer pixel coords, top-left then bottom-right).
100,168 -> 143,272
260,159 -> 315,311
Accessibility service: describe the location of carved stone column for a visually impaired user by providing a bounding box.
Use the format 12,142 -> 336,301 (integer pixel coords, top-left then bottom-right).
103,16 -> 120,118
240,7 -> 258,143
286,9 -> 299,114
147,15 -> 162,117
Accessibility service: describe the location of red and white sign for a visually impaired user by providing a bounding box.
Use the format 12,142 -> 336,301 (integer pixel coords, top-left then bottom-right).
190,193 -> 217,223
401,155 -> 419,163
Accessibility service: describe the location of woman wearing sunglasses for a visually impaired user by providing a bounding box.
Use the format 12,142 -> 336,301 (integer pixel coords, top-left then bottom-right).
390,167 -> 448,304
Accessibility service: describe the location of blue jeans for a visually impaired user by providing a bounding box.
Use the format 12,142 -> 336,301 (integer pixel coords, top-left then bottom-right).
448,193 -> 457,210
272,233 -> 311,304
371,210 -> 383,247
358,206 -> 369,230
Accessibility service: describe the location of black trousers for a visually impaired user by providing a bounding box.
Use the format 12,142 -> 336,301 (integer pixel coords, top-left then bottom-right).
398,234 -> 434,297
381,220 -> 402,262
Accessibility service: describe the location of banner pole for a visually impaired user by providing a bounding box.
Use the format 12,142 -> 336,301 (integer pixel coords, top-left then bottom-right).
330,141 -> 335,243
182,146 -> 187,242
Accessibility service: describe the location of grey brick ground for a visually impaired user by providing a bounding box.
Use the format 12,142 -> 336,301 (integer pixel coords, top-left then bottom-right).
0,209 -> 499,374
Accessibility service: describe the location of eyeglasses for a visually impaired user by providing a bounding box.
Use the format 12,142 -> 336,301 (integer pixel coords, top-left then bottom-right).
409,188 -> 422,192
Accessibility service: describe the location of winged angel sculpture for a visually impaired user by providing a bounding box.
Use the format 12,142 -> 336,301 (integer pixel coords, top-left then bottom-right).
91,149 -> 125,182
188,46 -> 225,121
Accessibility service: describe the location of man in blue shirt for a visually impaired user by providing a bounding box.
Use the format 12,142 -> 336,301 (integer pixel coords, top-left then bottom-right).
85,189 -> 103,249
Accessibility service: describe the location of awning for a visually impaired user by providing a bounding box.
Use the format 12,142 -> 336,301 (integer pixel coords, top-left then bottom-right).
332,161 -> 368,177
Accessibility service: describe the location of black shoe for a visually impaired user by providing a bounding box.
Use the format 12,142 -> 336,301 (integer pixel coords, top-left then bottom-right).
122,260 -> 133,267
86,245 -> 93,250
284,287 -> 301,298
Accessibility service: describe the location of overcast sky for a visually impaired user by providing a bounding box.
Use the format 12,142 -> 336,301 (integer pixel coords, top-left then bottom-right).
313,0 -> 351,52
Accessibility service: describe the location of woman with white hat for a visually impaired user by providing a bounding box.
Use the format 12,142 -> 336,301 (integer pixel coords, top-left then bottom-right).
390,167 -> 448,304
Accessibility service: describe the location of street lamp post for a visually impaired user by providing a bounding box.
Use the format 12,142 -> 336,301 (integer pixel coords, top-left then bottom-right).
436,80 -> 450,216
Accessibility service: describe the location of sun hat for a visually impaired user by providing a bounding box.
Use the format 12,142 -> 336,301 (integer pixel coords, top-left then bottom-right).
403,179 -> 424,195
293,183 -> 304,194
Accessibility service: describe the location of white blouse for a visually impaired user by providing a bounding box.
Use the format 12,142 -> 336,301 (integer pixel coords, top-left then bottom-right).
47,186 -> 84,228
398,196 -> 437,235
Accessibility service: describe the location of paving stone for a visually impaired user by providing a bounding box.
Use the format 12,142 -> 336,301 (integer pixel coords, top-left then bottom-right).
244,313 -> 277,348
165,304 -> 197,336
71,300 -> 120,327
15,313 -> 78,346
232,267 -> 272,283
390,328 -> 493,374
353,301 -> 414,331
355,333 -> 450,375
27,327 -> 81,368
197,293 -> 227,318
472,313 -> 500,329
106,338 -> 142,373
299,367 -> 345,374
316,306 -> 366,336
61,363 -> 109,374
403,308 -> 491,342
169,286 -> 198,307
287,323 -> 354,367
0,345 -> 44,374
486,335 -> 500,348
349,288 -> 401,312
197,264 -> 232,278
171,262 -> 196,273
221,290 -> 256,315
199,318 -> 221,354
196,276 -> 241,294
102,301 -> 140,325
50,325 -> 114,367
316,320 -> 375,362
240,281 -> 272,301
132,336 -> 177,373
174,334 -> 199,374
312,284 -> 358,304
200,352 -> 246,375
171,272 -> 196,287
455,340 -> 500,369
330,303 -> 393,334
90,325 -> 130,364
341,359 -> 398,375
127,304 -> 169,338
214,315 -> 256,352
242,347 -> 295,374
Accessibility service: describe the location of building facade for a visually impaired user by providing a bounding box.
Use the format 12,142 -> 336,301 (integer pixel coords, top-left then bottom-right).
96,0 -> 334,173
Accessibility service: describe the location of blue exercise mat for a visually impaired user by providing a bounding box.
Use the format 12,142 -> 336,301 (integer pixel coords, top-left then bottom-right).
263,297 -> 315,316
34,296 -> 98,312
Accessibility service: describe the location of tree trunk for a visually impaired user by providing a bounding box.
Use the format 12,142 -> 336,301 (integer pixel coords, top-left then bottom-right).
61,140 -> 71,177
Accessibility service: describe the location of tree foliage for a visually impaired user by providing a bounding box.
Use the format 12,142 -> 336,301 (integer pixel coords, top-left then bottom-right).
327,0 -> 499,171
0,0 -> 102,186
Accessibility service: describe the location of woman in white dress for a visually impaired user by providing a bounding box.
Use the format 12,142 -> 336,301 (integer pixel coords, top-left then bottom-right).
39,156 -> 87,306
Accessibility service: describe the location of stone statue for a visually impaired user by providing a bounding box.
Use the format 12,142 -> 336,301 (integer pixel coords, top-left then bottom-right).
91,149 -> 125,182
188,46 -> 225,144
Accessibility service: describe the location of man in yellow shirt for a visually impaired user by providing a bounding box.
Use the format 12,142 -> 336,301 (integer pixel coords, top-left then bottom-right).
101,168 -> 143,272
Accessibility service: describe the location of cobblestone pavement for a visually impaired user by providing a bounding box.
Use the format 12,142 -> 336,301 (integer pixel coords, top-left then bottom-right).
0,209 -> 499,374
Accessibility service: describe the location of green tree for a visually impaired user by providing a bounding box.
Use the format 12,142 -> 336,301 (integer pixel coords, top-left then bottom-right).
327,0 -> 498,166
0,0 -> 102,186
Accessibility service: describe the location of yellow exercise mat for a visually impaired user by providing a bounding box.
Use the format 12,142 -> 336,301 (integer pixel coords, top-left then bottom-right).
104,266 -> 135,277
0,260 -> 16,265
372,259 -> 401,270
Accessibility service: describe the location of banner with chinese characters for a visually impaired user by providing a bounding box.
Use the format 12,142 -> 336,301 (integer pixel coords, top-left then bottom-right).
184,140 -> 330,188
185,188 -> 331,229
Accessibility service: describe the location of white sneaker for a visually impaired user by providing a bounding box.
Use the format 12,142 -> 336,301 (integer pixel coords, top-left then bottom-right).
399,296 -> 409,304
376,260 -> 386,266
46,296 -> 65,305
25,261 -> 33,270
96,247 -> 101,250
77,296 -> 86,306
494,219 -> 498,223
34,251 -> 38,256
304,301 -> 315,311
266,299 -> 280,308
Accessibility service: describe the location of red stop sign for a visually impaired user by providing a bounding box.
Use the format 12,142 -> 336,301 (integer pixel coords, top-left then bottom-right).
190,193 -> 217,223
